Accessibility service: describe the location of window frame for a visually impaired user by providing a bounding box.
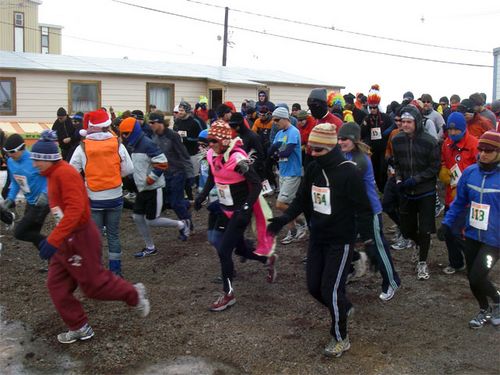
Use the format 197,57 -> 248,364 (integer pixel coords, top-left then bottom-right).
41,26 -> 49,54
13,12 -> 24,52
146,82 -> 175,115
68,79 -> 102,114
0,77 -> 17,116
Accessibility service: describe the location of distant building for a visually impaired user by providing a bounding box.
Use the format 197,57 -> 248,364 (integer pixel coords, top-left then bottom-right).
0,0 -> 62,54
494,47 -> 499,101
0,51 -> 344,136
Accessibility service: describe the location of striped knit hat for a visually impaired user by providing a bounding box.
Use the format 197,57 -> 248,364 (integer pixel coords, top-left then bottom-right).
30,130 -> 61,161
478,131 -> 500,152
208,120 -> 233,146
308,123 -> 338,151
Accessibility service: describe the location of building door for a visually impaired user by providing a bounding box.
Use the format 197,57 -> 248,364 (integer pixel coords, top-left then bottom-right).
209,89 -> 222,111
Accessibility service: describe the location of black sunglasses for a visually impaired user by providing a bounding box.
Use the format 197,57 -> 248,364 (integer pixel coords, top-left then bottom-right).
369,106 -> 378,109
422,101 -> 432,104
310,146 -> 327,152
208,139 -> 219,144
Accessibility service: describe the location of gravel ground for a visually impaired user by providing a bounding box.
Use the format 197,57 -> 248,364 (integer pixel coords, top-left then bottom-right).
0,201 -> 499,375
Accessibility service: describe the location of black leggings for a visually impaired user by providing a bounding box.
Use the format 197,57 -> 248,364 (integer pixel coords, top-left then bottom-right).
463,238 -> 500,310
14,203 -> 50,249
218,210 -> 267,293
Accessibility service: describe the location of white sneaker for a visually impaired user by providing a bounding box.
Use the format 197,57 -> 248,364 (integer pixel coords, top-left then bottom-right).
391,238 -> 413,251
134,283 -> 151,318
416,262 -> 430,280
379,284 -> 399,301
294,224 -> 307,240
280,231 -> 296,245
324,336 -> 351,358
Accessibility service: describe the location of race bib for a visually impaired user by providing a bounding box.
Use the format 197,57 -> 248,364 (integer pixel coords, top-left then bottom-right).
311,185 -> 331,215
13,174 -> 30,193
216,183 -> 234,206
51,206 -> 64,224
469,201 -> 490,231
449,163 -> 462,188
371,127 -> 382,140
177,130 -> 187,138
261,179 -> 273,195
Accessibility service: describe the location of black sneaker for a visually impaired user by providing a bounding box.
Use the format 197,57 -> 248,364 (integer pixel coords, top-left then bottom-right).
134,247 -> 157,258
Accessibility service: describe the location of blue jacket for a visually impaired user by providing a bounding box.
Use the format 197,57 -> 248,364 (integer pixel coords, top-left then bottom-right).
443,163 -> 500,248
7,150 -> 47,205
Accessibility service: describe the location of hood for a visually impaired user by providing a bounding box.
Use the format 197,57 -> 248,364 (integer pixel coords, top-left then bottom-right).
400,105 -> 424,134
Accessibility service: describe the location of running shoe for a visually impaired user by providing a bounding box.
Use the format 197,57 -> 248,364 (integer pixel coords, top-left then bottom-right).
294,224 -> 308,241
416,261 -> 430,280
266,254 -> 278,283
391,238 -> 413,251
490,304 -> 500,327
379,284 -> 399,302
57,323 -> 94,344
469,309 -> 491,329
442,265 -> 466,275
134,283 -> 150,318
178,219 -> 191,241
280,230 -> 296,245
435,202 -> 445,218
210,292 -> 236,312
134,247 -> 158,258
323,336 -> 350,358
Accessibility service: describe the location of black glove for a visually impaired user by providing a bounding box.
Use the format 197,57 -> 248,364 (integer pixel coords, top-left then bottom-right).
266,216 -> 290,236
437,224 -> 451,242
194,195 -> 205,211
235,203 -> 252,227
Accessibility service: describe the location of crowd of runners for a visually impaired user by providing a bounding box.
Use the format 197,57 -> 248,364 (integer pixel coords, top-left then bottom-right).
0,86 -> 499,357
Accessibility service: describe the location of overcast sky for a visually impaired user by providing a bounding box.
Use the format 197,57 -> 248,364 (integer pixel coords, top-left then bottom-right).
39,0 -> 499,108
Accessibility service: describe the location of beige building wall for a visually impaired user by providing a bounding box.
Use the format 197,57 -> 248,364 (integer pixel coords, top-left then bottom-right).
0,70 -> 209,122
0,0 -> 39,52
48,26 -> 62,54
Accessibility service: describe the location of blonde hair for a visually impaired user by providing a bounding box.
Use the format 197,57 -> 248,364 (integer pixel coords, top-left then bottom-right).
354,140 -> 372,156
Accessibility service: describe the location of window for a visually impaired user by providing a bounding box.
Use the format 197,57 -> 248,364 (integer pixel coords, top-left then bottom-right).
0,77 -> 16,116
41,26 -> 49,54
147,83 -> 174,113
68,80 -> 101,114
14,12 -> 24,52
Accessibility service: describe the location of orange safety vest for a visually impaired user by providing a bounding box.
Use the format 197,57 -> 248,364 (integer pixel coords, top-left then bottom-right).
83,137 -> 122,192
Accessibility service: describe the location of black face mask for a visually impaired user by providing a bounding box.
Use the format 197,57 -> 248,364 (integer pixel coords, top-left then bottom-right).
308,102 -> 328,119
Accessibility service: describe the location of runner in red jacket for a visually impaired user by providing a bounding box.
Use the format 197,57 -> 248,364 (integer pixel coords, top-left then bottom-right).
31,130 -> 150,344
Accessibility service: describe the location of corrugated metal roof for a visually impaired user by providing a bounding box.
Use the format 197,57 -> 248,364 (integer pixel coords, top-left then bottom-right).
0,51 -> 343,88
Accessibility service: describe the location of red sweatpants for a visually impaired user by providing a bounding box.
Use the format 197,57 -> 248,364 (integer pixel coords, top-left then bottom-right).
47,220 -> 138,330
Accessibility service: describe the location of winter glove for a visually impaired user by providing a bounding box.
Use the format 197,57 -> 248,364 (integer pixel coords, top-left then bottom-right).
235,204 -> 252,227
266,215 -> 290,236
194,195 -> 205,211
402,177 -> 417,188
0,199 -> 14,210
146,175 -> 156,185
438,167 -> 452,185
436,224 -> 451,242
39,239 -> 57,260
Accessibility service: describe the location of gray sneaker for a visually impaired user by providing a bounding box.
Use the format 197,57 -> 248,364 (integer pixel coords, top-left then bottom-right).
134,283 -> 151,318
469,309 -> 491,329
324,336 -> 351,358
416,261 -> 430,280
490,303 -> 500,327
57,323 -> 94,344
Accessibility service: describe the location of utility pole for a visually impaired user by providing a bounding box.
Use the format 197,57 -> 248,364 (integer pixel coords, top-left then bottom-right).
222,6 -> 228,66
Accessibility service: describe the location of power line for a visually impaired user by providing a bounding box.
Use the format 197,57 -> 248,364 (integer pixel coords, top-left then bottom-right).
112,0 -> 493,68
186,0 -> 491,54
0,20 -> 204,59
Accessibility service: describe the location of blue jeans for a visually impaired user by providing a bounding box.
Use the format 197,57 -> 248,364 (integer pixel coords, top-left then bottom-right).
91,205 -> 122,261
165,171 -> 191,220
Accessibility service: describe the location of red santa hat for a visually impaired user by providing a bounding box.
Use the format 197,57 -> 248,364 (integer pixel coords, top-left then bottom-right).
79,109 -> 111,137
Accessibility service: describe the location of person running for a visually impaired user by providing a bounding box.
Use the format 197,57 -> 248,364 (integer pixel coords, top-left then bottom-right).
70,110 -> 133,277
194,120 -> 277,312
439,131 -> 500,329
119,117 -> 190,258
338,122 -> 401,301
267,123 -> 374,358
267,107 -> 306,244
30,130 -> 150,344
392,105 -> 440,280
438,112 -> 478,275
1,134 -> 50,253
